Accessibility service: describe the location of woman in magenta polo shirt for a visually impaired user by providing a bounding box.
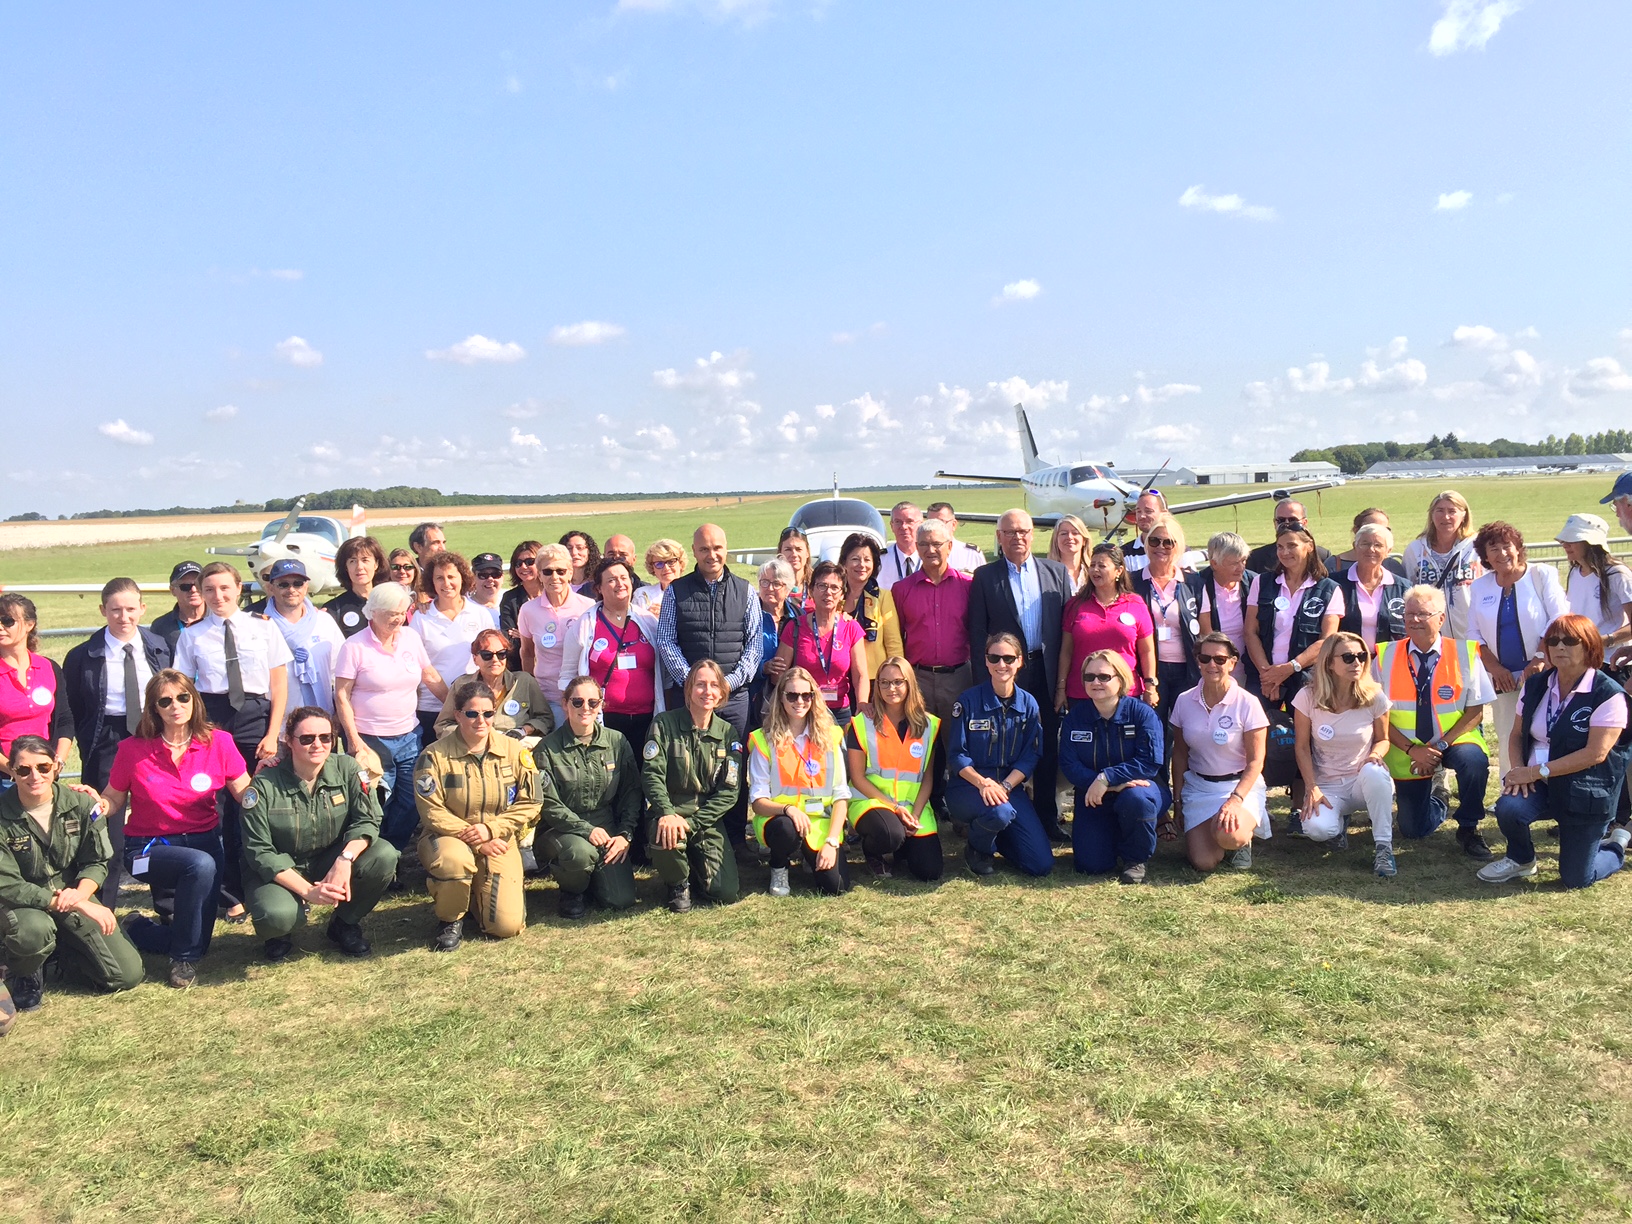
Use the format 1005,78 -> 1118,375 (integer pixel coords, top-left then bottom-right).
568,557 -> 665,749
334,582 -> 448,851
0,594 -> 75,778
772,561 -> 869,726
1055,544 -> 1156,713
102,669 -> 253,989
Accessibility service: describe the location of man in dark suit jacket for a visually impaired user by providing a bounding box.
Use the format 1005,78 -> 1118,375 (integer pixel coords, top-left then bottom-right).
966,509 -> 1075,840
62,578 -> 172,907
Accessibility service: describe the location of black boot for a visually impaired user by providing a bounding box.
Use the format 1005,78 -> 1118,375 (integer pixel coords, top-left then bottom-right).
558,890 -> 587,919
326,915 -> 372,957
8,973 -> 42,1012
667,882 -> 692,913
432,920 -> 463,952
263,937 -> 294,962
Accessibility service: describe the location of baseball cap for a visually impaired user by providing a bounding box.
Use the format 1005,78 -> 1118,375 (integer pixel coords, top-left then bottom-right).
472,552 -> 504,573
169,561 -> 203,583
1600,471 -> 1632,505
267,559 -> 309,582
1556,513 -> 1610,548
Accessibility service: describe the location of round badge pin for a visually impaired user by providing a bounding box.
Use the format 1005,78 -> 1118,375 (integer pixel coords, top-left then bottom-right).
503,699 -> 521,716
1316,724 -> 1336,741
343,610 -> 361,627
1189,618 -> 1201,636
1212,728 -> 1230,745
30,687 -> 52,707
189,773 -> 212,793
1274,595 -> 1291,611
909,742 -> 925,758
1119,612 -> 1137,626
593,637 -> 609,653
1437,685 -> 1454,700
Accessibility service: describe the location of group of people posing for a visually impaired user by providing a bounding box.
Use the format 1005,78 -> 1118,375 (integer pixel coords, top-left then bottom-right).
0,478 -> 1629,1033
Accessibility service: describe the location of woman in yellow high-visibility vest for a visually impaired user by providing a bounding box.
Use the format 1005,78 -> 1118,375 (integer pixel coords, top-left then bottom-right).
747,667 -> 849,898
844,657 -> 942,882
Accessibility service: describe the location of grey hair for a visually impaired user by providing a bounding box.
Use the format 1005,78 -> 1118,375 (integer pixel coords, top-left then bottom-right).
363,581 -> 414,617
758,558 -> 795,587
916,519 -> 952,544
1207,531 -> 1249,562
1404,584 -> 1447,614
1354,522 -> 1395,551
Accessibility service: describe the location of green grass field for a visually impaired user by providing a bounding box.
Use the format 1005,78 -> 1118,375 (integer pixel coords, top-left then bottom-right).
4,472 -> 1630,1222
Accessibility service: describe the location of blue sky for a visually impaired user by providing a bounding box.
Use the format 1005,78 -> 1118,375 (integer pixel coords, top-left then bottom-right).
2,1 -> 1629,515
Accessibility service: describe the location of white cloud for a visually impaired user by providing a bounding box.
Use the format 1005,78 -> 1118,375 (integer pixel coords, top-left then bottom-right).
135,452 -> 242,482
1356,337 -> 1428,392
307,443 -> 340,463
831,322 -> 888,344
275,336 -> 323,367
204,404 -> 238,422
1449,324 -> 1507,351
1429,0 -> 1523,56
1285,361 -> 1354,395
549,320 -> 626,347
501,400 -> 541,420
995,279 -> 1041,304
98,419 -> 154,446
1134,382 -> 1202,405
508,426 -> 543,449
1485,348 -> 1542,392
267,269 -> 304,281
1179,184 -> 1277,222
653,350 -> 756,395
1569,357 -> 1632,397
426,334 -> 526,364
1132,423 -> 1202,448
1435,191 -> 1473,211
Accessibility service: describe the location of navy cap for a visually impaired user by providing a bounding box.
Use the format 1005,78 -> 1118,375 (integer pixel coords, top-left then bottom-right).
169,561 -> 203,583
472,553 -> 503,572
1600,471 -> 1632,505
267,559 -> 309,582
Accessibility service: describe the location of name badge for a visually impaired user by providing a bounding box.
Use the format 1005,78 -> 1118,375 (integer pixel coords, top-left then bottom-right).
1212,728 -> 1230,745
1156,627 -> 1172,642
1533,744 -> 1550,766
820,683 -> 839,702
1119,612 -> 1137,626
967,718 -> 994,732
616,652 -> 638,671
131,854 -> 150,876
1274,595 -> 1291,611
1069,730 -> 1092,742
804,798 -> 825,815
908,742 -> 925,758
1316,723 -> 1336,741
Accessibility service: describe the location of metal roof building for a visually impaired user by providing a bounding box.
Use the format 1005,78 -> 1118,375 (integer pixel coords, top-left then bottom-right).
1362,454 -> 1632,479
1116,461 -> 1343,487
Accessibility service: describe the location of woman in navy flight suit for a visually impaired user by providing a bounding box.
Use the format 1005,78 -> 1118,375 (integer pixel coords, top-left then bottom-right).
946,632 -> 1050,877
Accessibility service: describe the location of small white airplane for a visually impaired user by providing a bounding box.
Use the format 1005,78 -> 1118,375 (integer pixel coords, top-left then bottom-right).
731,478 -> 888,569
205,498 -> 367,591
936,405 -> 1345,536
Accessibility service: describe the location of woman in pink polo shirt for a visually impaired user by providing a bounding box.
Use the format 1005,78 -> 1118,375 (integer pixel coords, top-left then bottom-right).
772,561 -> 869,726
102,670 -> 253,989
1170,633 -> 1270,872
334,582 -> 448,851
0,595 -> 74,778
568,556 -> 665,749
517,543 -> 596,727
1055,543 -> 1156,713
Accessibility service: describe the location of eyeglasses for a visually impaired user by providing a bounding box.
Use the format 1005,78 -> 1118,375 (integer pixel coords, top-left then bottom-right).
877,677 -> 907,688
1403,610 -> 1439,622
176,582 -> 199,593
295,732 -> 334,747
475,649 -> 507,662
653,558 -> 683,570
1335,651 -> 1368,665
998,528 -> 1033,538
461,709 -> 496,721
475,570 -> 502,581
1146,538 -> 1175,549
1544,635 -> 1582,649
568,696 -> 603,710
513,557 -> 537,569
156,692 -> 193,708
811,584 -> 843,596
1082,672 -> 1117,685
782,690 -> 815,704
540,567 -> 569,576
11,762 -> 55,778
985,653 -> 1020,665
1197,654 -> 1233,667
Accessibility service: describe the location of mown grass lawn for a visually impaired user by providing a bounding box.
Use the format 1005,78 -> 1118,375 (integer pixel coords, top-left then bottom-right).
4,792 -> 1630,1223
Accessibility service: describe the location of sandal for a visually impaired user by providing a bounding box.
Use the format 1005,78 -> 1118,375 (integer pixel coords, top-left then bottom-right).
1156,818 -> 1180,842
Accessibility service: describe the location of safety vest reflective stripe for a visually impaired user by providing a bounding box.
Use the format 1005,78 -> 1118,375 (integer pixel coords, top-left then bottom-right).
748,726 -> 846,850
1376,638 -> 1485,780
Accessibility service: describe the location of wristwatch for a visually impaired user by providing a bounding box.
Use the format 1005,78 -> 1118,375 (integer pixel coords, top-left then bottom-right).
1289,660 -> 1304,674
1538,763 -> 1550,781
824,835 -> 842,849
340,849 -> 358,862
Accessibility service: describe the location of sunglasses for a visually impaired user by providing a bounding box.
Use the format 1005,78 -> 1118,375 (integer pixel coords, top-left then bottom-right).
1197,654 -> 1234,667
295,732 -> 334,747
568,696 -> 603,710
0,615 -> 17,629
390,564 -> 416,573
540,567 -> 569,576
1335,651 -> 1368,665
11,762 -> 55,779
461,708 -> 496,721
782,690 -> 815,704
156,692 -> 193,708
1544,635 -> 1582,649
175,582 -> 199,593
986,653 -> 1020,665
513,557 -> 537,569
475,570 -> 503,580
273,580 -> 307,590
475,649 -> 507,662
1275,521 -> 1306,534
1082,672 -> 1117,684
1145,538 -> 1175,549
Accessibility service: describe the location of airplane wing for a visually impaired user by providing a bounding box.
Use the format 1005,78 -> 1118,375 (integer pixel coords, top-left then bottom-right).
949,512 -> 1062,529
1166,479 -> 1346,517
5,583 -> 174,595
933,471 -> 1024,486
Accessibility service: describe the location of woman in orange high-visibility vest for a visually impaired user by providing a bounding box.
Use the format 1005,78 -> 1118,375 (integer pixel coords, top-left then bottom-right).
748,667 -> 849,898
845,657 -> 942,882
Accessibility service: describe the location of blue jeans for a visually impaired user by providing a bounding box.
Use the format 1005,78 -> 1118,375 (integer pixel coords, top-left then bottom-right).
948,781 -> 1054,876
1073,784 -> 1163,874
365,729 -> 424,850
1494,783 -> 1626,889
1396,742 -> 1489,838
123,831 -> 224,963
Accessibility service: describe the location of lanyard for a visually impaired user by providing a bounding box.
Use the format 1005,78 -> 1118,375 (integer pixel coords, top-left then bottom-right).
807,612 -> 839,677
1544,681 -> 1566,736
1149,577 -> 1178,621
596,610 -> 638,687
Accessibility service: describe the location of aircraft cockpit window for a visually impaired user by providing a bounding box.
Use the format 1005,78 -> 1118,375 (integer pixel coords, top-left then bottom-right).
788,498 -> 887,537
262,517 -> 346,548
1068,465 -> 1103,484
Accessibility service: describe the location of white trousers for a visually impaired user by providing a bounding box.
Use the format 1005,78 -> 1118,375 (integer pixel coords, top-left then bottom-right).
1302,762 -> 1395,846
1492,690 -> 1520,778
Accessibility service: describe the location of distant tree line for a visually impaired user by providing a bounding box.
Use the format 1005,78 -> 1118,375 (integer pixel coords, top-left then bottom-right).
1293,430 -> 1632,475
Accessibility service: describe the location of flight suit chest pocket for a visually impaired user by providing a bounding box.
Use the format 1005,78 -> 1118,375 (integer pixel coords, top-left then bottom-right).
7,835 -> 37,876
443,775 -> 465,791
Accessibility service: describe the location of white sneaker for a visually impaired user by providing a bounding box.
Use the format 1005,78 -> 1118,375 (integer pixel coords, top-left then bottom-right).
1610,826 -> 1631,850
768,867 -> 791,897
1477,856 -> 1537,883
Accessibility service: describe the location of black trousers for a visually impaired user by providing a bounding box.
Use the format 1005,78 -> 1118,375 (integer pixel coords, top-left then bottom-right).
200,691 -> 271,909
81,722 -> 134,907
763,813 -> 849,894
854,810 -> 944,881
1018,651 -> 1061,828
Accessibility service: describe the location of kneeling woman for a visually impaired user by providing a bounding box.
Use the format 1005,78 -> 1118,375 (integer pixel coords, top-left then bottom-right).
0,737 -> 143,1014
241,706 -> 400,961
535,676 -> 642,917
413,677 -> 542,951
1292,633 -> 1398,877
845,657 -> 942,882
750,667 -> 850,897
1057,651 -> 1164,884
948,633 -> 1051,878
1481,614 -> 1632,888
103,670 -> 253,989
1170,633 -> 1271,871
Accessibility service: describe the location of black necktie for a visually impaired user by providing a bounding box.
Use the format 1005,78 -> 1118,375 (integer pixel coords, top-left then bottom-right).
1412,648 -> 1439,742
123,644 -> 142,734
223,620 -> 245,710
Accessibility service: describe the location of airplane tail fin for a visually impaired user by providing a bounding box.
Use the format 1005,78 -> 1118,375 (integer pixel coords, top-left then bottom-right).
1014,404 -> 1047,474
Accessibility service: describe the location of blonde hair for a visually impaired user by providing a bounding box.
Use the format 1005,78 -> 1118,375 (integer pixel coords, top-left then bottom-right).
645,538 -> 686,576
536,543 -> 571,572
764,666 -> 838,748
1080,649 -> 1134,699
1146,513 -> 1187,562
1047,514 -> 1092,566
1310,632 -> 1382,713
868,657 -> 929,739
1420,491 -> 1474,546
